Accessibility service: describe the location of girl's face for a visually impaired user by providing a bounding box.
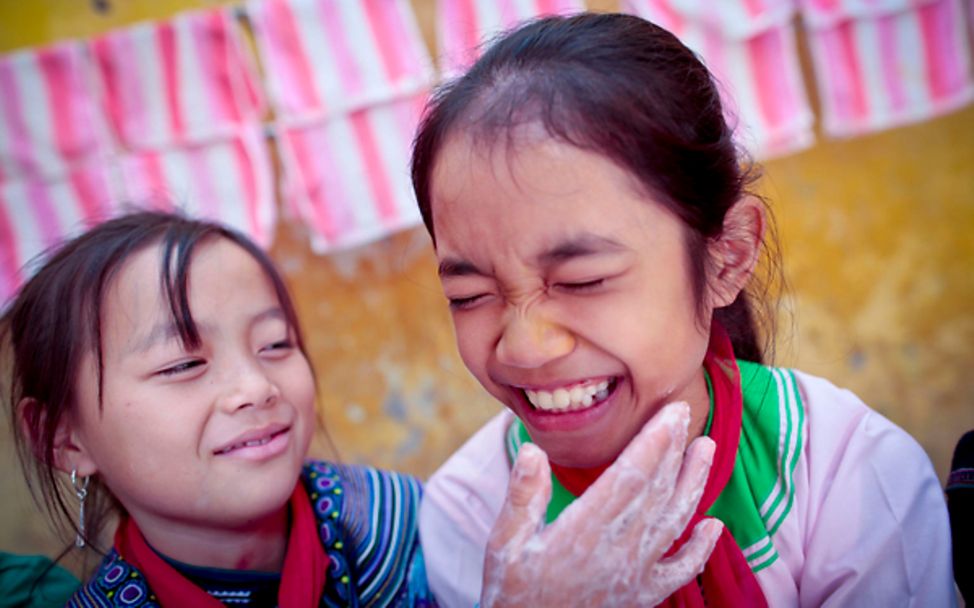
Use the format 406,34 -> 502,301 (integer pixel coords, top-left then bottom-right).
430,133 -> 719,468
66,237 -> 316,540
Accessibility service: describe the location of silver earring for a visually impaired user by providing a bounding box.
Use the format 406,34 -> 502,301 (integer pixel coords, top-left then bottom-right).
71,469 -> 90,548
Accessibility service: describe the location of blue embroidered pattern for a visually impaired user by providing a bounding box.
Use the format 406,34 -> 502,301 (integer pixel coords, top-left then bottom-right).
65,461 -> 435,607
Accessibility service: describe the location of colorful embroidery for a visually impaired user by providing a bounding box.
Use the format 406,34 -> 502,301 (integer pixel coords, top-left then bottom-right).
67,461 -> 434,607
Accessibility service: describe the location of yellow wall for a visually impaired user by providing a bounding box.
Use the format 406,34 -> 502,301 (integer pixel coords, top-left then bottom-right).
1,0 -> 972,565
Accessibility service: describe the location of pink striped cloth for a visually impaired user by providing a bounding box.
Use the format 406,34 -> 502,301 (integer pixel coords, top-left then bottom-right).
247,0 -> 435,123
0,125 -> 275,304
277,93 -> 427,252
0,40 -> 110,182
90,6 -> 264,150
248,0 -> 435,251
110,124 -> 276,247
437,0 -> 585,76
800,0 -> 974,136
623,0 -> 815,159
0,162 -> 115,304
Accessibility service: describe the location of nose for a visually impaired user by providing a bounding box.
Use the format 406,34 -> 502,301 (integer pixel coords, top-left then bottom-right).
495,310 -> 576,369
217,359 -> 281,413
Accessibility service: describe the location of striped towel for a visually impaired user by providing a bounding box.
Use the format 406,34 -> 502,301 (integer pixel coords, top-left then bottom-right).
248,0 -> 435,123
437,0 -> 585,76
277,93 -> 427,253
90,6 -> 264,150
623,0 -> 815,159
0,40 -> 110,182
800,0 -> 974,136
248,0 -> 435,251
110,124 -> 277,248
0,124 -> 275,305
0,162 -> 115,304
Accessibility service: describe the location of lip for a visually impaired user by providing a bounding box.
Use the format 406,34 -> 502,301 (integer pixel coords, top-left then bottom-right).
512,377 -> 621,434
214,423 -> 291,460
512,375 -> 615,392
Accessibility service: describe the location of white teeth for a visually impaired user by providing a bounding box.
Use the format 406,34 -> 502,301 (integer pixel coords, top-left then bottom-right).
218,436 -> 272,454
525,380 -> 612,412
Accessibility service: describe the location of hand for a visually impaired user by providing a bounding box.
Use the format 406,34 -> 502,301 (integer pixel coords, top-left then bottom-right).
480,401 -> 722,608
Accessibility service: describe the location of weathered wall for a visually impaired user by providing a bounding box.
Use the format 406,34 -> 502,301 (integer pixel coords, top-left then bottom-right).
1,0 -> 972,565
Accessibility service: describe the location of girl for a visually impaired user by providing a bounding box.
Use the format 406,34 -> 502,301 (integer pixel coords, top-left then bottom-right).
411,12 -> 956,607
3,210 -> 432,607
3,210 -> 719,607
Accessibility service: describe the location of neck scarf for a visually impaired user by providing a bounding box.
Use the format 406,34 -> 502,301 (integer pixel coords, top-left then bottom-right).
114,481 -> 328,608
514,321 -> 767,607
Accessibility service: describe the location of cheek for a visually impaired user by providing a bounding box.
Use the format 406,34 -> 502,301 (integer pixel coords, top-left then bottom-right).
290,361 -> 317,410
452,315 -> 492,379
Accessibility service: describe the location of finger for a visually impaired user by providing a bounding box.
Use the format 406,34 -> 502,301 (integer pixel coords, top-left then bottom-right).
616,401 -> 690,476
560,401 -> 691,533
649,518 -> 723,587
487,442 -> 552,554
657,435 -> 715,537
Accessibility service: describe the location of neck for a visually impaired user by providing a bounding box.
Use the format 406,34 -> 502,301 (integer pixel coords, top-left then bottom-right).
133,506 -> 290,572
686,365 -> 712,444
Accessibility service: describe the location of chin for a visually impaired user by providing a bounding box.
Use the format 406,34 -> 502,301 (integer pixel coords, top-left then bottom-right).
542,441 -> 622,469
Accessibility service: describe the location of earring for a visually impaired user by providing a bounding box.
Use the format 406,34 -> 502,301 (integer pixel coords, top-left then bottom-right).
71,469 -> 90,548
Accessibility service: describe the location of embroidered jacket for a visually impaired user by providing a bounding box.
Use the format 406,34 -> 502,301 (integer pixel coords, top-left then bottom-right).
67,461 -> 434,607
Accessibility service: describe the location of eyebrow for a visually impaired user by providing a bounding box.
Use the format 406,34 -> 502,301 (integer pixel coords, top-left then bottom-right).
536,234 -> 627,266
437,234 -> 627,279
438,258 -> 485,278
127,307 -> 288,355
128,321 -> 183,356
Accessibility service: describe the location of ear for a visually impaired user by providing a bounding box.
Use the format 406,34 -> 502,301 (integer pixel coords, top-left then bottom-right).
707,196 -> 765,308
18,397 -> 99,477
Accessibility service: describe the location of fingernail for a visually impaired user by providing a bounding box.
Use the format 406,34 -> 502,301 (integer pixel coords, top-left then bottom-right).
696,436 -> 716,461
516,444 -> 542,477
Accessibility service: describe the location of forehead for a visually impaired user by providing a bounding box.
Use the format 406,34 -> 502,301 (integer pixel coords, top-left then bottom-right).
429,131 -> 665,259
100,237 -> 276,338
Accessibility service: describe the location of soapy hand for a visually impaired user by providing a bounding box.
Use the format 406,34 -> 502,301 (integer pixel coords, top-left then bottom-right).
480,401 -> 722,608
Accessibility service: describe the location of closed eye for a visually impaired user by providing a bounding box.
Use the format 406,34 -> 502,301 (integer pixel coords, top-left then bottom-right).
261,339 -> 294,352
448,294 -> 488,311
259,339 -> 295,360
157,359 -> 205,377
553,278 -> 605,293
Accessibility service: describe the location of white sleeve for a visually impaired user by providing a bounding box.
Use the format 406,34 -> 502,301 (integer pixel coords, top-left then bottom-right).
795,372 -> 957,607
419,412 -> 512,608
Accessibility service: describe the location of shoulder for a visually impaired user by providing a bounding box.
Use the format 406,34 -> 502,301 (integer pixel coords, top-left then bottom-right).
790,368 -> 936,481
421,410 -> 513,538
419,411 -> 513,608
301,459 -> 434,607
67,550 -> 159,608
785,369 -> 954,605
301,458 -> 424,547
737,361 -> 936,485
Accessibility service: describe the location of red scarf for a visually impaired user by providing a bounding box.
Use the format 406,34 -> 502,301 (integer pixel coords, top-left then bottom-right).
549,322 -> 768,607
114,481 -> 328,608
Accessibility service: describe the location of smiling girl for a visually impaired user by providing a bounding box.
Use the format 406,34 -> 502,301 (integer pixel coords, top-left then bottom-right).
412,13 -> 956,607
2,211 -> 434,606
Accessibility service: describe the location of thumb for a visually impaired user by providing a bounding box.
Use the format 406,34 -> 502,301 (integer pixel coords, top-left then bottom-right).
487,443 -> 552,553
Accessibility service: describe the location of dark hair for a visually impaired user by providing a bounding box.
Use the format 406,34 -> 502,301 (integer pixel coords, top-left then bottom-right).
0,210 -> 310,551
411,12 -> 777,362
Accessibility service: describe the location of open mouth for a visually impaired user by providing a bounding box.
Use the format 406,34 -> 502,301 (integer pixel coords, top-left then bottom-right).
523,378 -> 618,413
215,427 -> 289,455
